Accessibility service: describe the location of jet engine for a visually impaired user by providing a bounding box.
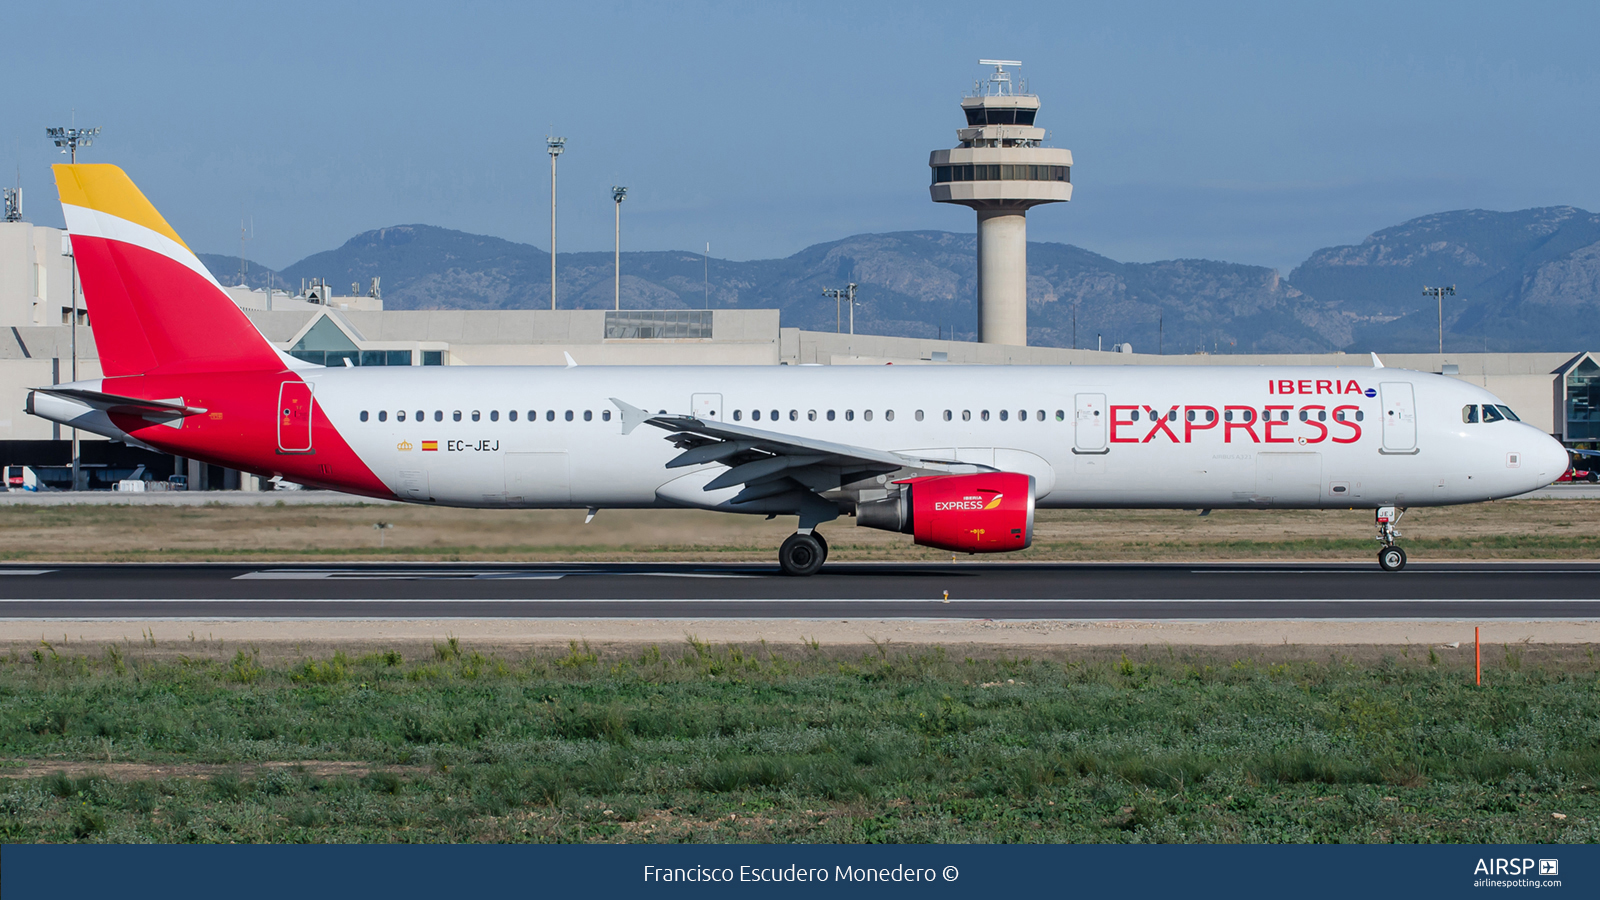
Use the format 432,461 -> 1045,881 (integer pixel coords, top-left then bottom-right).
856,472 -> 1035,553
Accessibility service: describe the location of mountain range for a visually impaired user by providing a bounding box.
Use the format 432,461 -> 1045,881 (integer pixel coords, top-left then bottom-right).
199,206 -> 1600,354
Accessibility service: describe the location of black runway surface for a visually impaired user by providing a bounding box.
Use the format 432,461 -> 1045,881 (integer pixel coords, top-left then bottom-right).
1,561 -> 1599,619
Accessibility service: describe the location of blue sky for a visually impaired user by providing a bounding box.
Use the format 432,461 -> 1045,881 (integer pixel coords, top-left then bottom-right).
5,1 -> 1598,273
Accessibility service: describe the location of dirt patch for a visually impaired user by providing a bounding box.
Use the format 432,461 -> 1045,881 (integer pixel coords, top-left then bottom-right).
0,759 -> 416,781
0,500 -> 1595,562
3,623 -> 1597,665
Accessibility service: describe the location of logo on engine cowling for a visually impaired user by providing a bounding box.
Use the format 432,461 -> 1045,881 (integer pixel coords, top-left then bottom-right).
933,492 -> 1003,512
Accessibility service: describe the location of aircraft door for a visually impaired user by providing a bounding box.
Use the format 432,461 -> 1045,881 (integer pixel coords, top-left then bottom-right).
277,381 -> 314,452
1379,382 -> 1417,452
692,393 -> 722,421
1074,393 -> 1107,452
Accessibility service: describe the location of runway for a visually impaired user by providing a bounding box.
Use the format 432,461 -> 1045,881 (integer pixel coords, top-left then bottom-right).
2,560 -> 1599,619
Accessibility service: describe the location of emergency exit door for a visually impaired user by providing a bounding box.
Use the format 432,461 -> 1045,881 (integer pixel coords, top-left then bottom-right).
1074,393 -> 1107,452
278,381 -> 314,452
1379,382 -> 1417,452
692,393 -> 723,421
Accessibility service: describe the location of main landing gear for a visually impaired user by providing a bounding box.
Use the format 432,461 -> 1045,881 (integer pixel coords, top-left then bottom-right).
1375,506 -> 1407,572
779,530 -> 829,577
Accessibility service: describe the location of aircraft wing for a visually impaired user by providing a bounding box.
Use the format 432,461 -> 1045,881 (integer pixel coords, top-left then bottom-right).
612,398 -> 963,511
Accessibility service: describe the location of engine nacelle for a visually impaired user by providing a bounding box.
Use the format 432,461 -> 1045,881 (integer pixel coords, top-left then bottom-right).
856,472 -> 1035,553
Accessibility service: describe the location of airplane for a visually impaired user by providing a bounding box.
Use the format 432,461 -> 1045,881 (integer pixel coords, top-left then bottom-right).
26,164 -> 1571,574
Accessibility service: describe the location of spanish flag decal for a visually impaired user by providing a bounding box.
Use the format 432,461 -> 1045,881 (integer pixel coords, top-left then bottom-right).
983,493 -> 1004,510
422,441 -> 438,451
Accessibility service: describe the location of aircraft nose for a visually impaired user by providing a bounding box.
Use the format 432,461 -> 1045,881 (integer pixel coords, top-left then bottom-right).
1533,432 -> 1570,483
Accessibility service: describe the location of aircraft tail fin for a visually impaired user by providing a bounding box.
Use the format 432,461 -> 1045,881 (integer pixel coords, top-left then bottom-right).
52,164 -> 284,377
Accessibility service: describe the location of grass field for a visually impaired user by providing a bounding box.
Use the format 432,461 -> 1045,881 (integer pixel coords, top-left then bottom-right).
3,640 -> 1599,843
0,499 -> 1596,562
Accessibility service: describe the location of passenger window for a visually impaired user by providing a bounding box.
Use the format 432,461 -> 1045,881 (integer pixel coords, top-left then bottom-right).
471,410 -> 481,422
565,410 -> 574,421
490,410 -> 499,422
1055,410 -> 1064,421
1462,405 -> 1478,424
845,410 -> 854,421
944,410 -> 953,421
827,410 -> 836,421
1355,410 -> 1364,422
546,410 -> 555,422
1224,410 -> 1233,422
770,410 -> 779,421
360,411 -> 369,422
378,410 -> 388,422
999,410 -> 1008,421
1207,410 -> 1216,422
1186,409 -> 1195,422
789,410 -> 798,421
863,410 -> 872,421
808,410 -> 817,421
1317,410 -> 1326,421
1037,410 -> 1046,421
416,410 -> 424,422
602,410 -> 612,421
1168,410 -> 1178,422
434,411 -> 442,422
397,410 -> 407,422
751,409 -> 760,421
584,410 -> 593,421
961,410 -> 971,421
1131,410 -> 1141,422
453,411 -> 462,421
915,410 -> 924,421
1298,410 -> 1307,422
885,409 -> 894,422
509,410 -> 518,422
733,410 -> 742,421
982,410 -> 990,421
1482,405 -> 1505,423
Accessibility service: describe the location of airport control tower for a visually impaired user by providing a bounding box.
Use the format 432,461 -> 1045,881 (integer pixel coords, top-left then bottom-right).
929,60 -> 1071,346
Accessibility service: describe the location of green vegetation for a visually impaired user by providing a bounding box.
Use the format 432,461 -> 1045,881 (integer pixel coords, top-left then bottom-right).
2,640 -> 1599,843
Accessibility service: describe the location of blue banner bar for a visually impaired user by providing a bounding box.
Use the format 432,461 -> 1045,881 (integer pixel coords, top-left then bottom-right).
2,844 -> 1590,898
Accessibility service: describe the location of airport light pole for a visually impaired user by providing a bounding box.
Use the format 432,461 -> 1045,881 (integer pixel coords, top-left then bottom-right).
48,124 -> 98,491
821,284 -> 859,336
611,186 -> 627,310
1423,284 -> 1456,354
547,136 -> 565,310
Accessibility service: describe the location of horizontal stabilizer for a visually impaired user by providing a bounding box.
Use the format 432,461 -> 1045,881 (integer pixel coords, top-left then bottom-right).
30,387 -> 207,419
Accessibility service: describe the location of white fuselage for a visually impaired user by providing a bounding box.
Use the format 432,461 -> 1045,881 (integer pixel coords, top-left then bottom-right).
298,364 -> 1567,511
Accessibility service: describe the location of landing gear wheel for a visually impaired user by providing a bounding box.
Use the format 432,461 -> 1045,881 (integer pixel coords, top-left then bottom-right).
813,531 -> 829,565
1378,545 -> 1407,572
779,532 -> 826,577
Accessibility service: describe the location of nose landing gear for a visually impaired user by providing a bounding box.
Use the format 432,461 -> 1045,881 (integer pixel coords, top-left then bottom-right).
779,530 -> 828,576
1375,506 -> 1407,571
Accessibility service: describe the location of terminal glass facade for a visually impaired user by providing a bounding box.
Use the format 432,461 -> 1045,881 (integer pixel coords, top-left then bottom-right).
604,310 -> 713,340
932,164 -> 1069,185
1567,356 -> 1600,441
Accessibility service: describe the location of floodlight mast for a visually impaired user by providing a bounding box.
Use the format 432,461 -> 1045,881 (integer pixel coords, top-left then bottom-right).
547,136 -> 566,310
612,186 -> 627,310
47,122 -> 99,491
1423,284 -> 1457,354
47,126 -> 99,164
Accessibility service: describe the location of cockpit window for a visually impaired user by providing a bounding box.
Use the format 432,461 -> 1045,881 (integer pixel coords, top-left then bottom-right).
1481,405 -> 1505,423
1496,405 -> 1521,422
1462,404 -> 1479,424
